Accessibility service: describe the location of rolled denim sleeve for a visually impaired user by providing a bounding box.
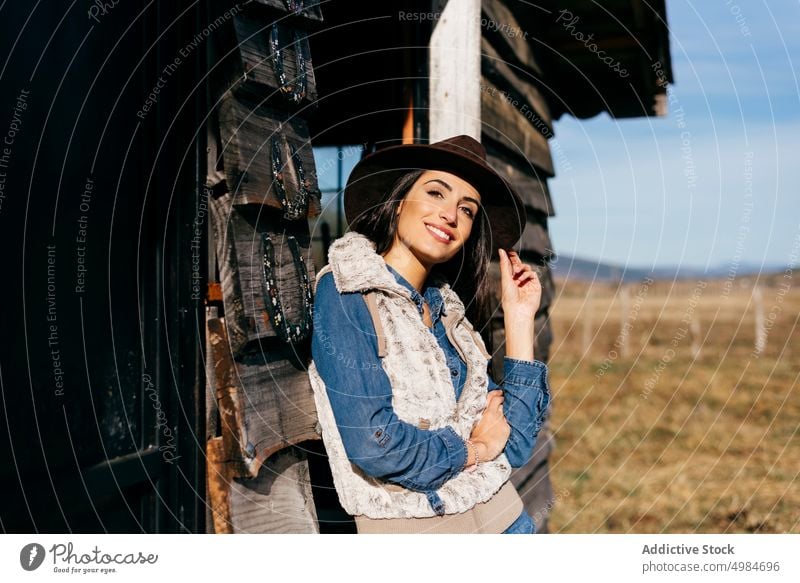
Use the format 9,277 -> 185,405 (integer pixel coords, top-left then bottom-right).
487,357 -> 552,468
311,272 -> 467,491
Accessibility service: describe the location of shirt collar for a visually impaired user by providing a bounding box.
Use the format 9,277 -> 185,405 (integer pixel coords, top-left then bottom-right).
384,264 -> 446,323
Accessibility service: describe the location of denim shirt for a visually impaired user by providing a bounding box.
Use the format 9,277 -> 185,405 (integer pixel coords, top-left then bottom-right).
310,263 -> 552,496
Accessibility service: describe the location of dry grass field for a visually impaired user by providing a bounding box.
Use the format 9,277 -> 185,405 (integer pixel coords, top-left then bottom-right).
545,271 -> 799,533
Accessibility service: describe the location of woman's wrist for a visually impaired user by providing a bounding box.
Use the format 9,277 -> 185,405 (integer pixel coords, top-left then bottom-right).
474,440 -> 489,463
463,438 -> 475,468
503,317 -> 535,361
465,438 -> 490,467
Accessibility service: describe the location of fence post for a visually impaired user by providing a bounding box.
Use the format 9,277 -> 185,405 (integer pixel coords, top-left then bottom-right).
582,285 -> 593,357
753,283 -> 766,355
690,317 -> 702,359
619,284 -> 631,358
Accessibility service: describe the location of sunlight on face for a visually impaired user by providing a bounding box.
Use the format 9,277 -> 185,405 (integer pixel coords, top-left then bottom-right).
393,170 -> 482,268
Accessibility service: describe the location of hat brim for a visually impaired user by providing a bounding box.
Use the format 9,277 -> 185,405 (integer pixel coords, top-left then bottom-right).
344,144 -> 526,253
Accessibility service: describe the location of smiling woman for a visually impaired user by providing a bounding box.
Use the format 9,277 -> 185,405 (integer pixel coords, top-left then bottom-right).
307,135 -> 552,534
383,170 -> 483,296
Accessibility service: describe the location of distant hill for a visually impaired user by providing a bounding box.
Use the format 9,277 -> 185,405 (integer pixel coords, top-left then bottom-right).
549,253 -> 788,282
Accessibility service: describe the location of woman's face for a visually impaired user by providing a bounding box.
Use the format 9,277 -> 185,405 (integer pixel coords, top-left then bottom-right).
392,170 -> 482,268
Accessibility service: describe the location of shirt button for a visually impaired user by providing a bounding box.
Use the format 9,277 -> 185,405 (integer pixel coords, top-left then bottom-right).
450,368 -> 458,377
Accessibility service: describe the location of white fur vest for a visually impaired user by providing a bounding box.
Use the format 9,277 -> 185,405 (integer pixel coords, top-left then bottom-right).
307,230 -> 513,519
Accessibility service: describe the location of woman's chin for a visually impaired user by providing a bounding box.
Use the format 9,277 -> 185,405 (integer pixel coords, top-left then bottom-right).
412,246 -> 459,267
400,232 -> 463,265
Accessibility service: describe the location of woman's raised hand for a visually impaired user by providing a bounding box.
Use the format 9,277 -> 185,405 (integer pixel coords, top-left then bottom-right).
469,390 -> 511,462
498,248 -> 542,322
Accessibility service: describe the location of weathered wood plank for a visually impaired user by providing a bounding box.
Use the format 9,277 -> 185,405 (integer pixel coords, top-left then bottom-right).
208,199 -> 320,467
206,115 -> 227,189
231,13 -> 318,108
481,77 -> 554,176
535,310 -> 554,364
209,192 -> 317,356
234,345 -> 321,473
206,437 -> 234,533
205,316 -> 320,534
486,146 -> 555,216
518,214 -> 556,261
481,0 -> 544,77
206,318 -> 319,533
218,92 -> 321,216
481,37 -> 553,133
227,446 -> 320,533
207,316 -> 260,477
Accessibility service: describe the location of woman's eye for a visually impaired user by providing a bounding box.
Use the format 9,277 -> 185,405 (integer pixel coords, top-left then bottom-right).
428,189 -> 474,218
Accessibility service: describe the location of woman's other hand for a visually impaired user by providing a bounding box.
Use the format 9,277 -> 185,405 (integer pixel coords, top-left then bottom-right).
469,390 -> 511,462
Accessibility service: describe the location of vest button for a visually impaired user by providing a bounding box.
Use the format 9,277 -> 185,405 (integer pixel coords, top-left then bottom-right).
450,368 -> 458,377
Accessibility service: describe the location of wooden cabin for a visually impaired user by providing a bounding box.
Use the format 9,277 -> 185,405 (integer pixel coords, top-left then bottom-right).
202,0 -> 672,533
0,0 -> 670,533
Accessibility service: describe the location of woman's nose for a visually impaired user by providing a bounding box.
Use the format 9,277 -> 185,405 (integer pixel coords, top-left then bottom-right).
439,203 -> 457,225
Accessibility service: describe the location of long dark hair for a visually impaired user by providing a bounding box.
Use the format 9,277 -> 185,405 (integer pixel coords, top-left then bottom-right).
348,169 -> 495,352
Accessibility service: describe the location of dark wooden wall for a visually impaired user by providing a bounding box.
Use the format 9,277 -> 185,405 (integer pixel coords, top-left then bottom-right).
0,1 -> 206,532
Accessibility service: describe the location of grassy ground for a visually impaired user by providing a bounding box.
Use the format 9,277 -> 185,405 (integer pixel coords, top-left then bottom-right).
545,272 -> 799,533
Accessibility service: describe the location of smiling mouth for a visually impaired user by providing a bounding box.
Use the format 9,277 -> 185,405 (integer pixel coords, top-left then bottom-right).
425,223 -> 453,243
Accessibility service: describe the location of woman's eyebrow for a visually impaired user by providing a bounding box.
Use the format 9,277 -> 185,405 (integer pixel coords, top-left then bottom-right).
424,178 -> 452,191
424,179 -> 481,206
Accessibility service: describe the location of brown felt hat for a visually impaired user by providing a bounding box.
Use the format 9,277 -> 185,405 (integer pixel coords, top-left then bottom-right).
343,135 -> 526,253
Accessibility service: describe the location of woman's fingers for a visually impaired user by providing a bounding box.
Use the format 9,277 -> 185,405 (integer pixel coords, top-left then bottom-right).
515,269 -> 539,285
487,391 -> 504,403
513,268 -> 532,281
489,394 -> 504,413
507,251 -> 530,278
506,251 -> 537,280
498,249 -> 512,282
498,249 -> 518,301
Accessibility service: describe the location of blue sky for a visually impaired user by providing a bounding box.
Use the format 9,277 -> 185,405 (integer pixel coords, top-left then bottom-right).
314,1 -> 799,271
548,0 -> 800,270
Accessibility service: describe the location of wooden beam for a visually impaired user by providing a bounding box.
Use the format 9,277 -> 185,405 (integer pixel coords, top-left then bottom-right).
429,0 -> 482,141
206,437 -> 233,533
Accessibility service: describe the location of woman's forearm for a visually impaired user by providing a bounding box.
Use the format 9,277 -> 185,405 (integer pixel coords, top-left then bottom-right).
503,316 -> 535,361
501,359 -> 551,467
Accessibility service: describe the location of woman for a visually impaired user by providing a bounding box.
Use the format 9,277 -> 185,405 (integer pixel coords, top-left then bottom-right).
308,135 -> 551,534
